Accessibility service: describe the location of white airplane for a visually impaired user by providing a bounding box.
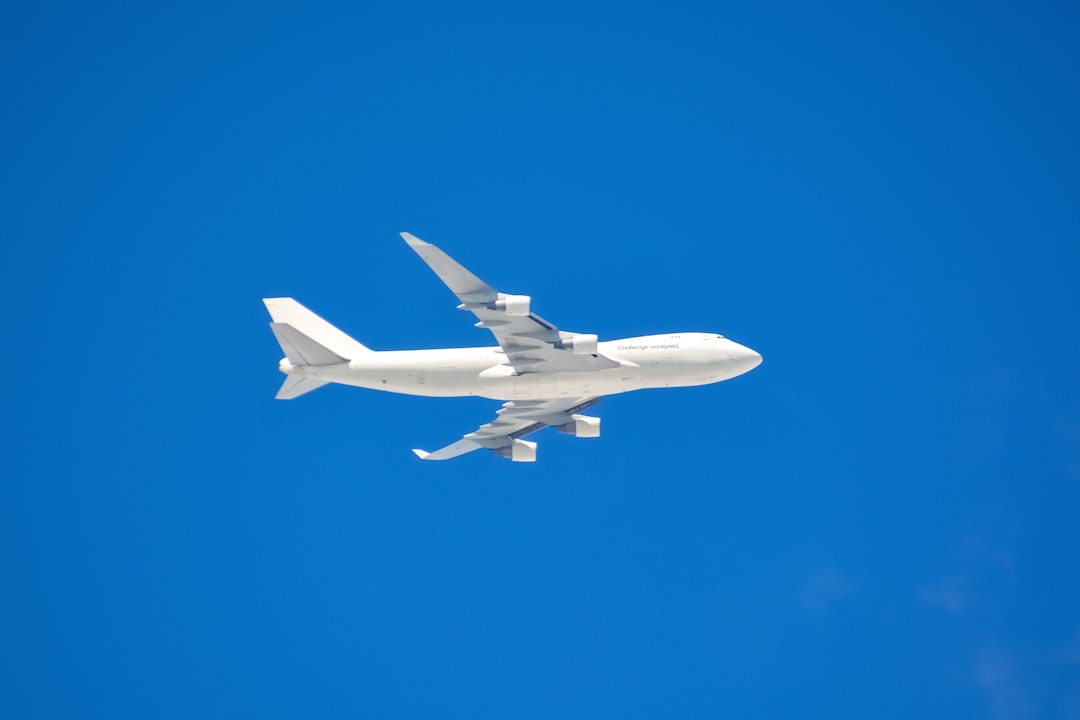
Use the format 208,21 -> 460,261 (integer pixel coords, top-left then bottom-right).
264,233 -> 762,462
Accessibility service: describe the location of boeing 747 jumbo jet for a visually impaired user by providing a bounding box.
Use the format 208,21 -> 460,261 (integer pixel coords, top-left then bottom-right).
264,233 -> 762,462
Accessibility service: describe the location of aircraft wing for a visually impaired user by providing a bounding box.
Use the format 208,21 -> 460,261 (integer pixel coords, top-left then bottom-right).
401,233 -> 619,373
413,397 -> 601,461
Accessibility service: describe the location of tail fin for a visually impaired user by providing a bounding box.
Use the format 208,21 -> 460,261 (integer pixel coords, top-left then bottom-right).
263,298 -> 369,401
262,298 -> 370,361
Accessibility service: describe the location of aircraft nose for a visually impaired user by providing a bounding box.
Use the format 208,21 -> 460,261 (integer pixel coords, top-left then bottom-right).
728,342 -> 763,375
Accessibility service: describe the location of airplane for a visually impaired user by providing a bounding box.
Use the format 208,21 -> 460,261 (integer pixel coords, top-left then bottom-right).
263,233 -> 762,462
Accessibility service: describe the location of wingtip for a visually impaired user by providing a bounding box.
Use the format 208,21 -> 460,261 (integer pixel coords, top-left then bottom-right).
400,232 -> 429,247
411,448 -> 431,460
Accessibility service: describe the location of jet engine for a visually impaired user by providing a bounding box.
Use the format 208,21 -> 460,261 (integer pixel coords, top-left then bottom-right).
557,414 -> 601,438
490,294 -> 531,316
556,333 -> 598,355
494,439 -> 537,462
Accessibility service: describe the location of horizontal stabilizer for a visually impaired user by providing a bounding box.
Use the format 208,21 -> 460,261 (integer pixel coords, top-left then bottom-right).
276,375 -> 329,400
270,322 -> 346,367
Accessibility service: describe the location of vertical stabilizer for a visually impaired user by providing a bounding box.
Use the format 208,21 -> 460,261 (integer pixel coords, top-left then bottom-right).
262,298 -> 369,359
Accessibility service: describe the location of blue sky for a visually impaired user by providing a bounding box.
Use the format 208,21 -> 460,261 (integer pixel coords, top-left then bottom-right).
2,1 -> 1079,717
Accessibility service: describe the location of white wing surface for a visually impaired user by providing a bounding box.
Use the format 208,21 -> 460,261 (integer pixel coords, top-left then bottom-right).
401,233 -> 618,374
413,397 -> 602,461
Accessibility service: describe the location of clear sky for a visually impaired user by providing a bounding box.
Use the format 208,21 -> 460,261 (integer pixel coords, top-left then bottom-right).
3,1 -> 1079,718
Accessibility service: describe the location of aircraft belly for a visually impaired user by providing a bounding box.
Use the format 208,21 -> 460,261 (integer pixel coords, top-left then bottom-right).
336,363 -> 484,397
477,369 -> 631,400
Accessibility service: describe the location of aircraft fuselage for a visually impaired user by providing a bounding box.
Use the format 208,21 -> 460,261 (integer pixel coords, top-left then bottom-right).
283,332 -> 761,401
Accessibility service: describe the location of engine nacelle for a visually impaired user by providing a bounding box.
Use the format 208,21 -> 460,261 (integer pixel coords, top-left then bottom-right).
557,333 -> 598,355
557,414 -> 601,438
494,439 -> 537,462
490,294 -> 531,316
